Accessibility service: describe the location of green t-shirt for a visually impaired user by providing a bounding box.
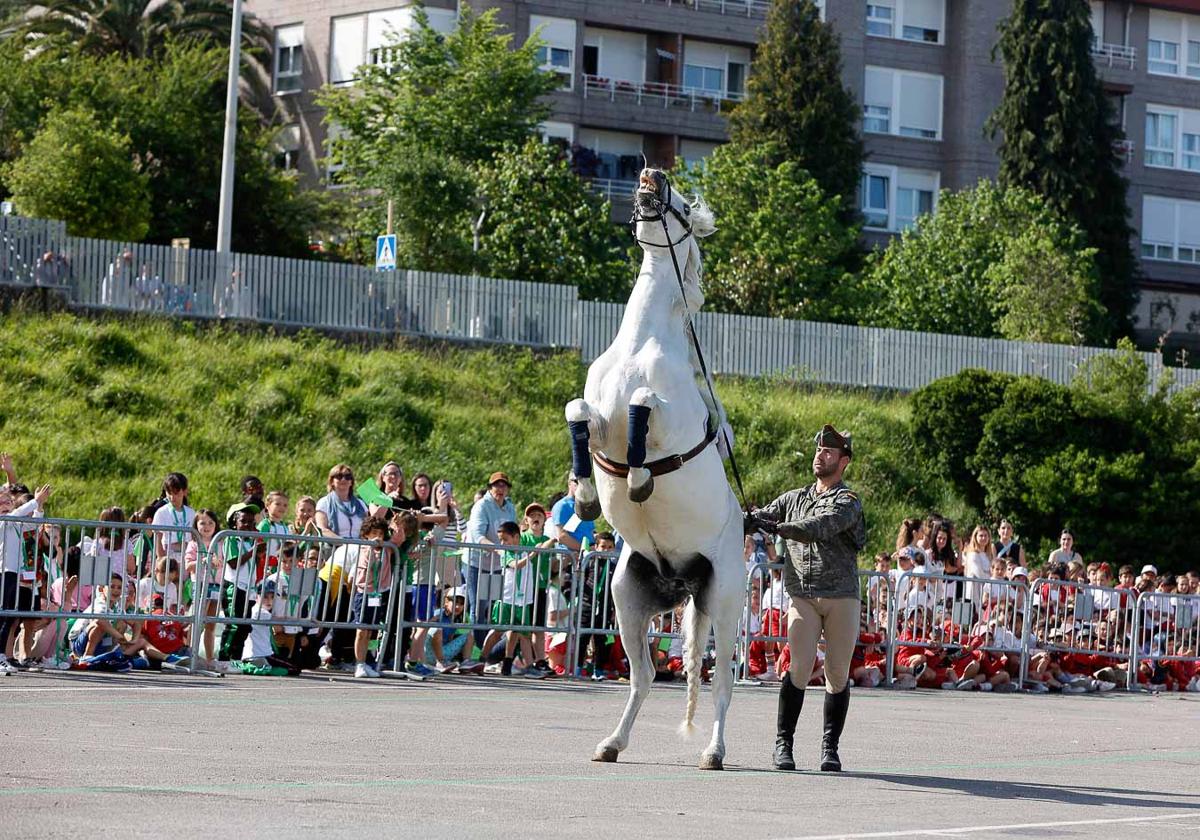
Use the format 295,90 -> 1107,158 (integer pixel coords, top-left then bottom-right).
520,531 -> 555,589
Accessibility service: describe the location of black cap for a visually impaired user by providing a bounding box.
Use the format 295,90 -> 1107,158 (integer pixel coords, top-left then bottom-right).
814,424 -> 852,458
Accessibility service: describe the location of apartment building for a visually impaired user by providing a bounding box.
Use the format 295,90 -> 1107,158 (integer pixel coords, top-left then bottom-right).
253,0 -> 1200,341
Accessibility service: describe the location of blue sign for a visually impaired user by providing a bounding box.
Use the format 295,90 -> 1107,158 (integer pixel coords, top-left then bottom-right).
375,234 -> 397,271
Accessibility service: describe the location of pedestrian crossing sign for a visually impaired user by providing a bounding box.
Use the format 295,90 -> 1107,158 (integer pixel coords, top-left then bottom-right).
375,234 -> 397,271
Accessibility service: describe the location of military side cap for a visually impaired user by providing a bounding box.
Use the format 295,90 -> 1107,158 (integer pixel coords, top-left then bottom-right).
814,424 -> 852,458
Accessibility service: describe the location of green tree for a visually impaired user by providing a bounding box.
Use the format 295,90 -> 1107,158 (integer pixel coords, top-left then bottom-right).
726,0 -> 863,222
3,106 -> 150,239
475,140 -> 627,300
1,0 -> 270,66
865,180 -> 1104,344
0,39 -> 324,256
672,144 -> 862,321
988,0 -> 1137,341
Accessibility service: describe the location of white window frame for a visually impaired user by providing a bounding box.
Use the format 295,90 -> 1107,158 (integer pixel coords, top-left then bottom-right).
1148,10 -> 1200,80
682,40 -> 751,100
1145,104 -> 1200,174
866,0 -> 945,46
538,121 -> 575,145
274,24 -> 303,95
531,15 -> 575,91
1141,195 -> 1200,265
863,66 -> 943,141
862,164 -> 939,231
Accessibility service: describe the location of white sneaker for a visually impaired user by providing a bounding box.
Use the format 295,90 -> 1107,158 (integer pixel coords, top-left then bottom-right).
979,682 -> 993,692
484,662 -> 503,675
319,644 -> 333,665
41,657 -> 70,671
354,663 -> 379,679
940,680 -> 958,690
435,661 -> 457,674
1063,683 -> 1088,694
0,656 -> 15,675
1186,677 -> 1200,693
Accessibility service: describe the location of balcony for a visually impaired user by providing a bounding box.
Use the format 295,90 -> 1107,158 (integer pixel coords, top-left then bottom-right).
582,74 -> 745,113
641,0 -> 770,19
1091,42 -> 1137,70
588,178 -> 639,204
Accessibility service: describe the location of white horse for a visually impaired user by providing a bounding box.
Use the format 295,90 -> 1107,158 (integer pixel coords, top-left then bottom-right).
564,168 -> 745,771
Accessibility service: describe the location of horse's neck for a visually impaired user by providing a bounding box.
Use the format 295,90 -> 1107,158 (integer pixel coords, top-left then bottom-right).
617,252 -> 686,348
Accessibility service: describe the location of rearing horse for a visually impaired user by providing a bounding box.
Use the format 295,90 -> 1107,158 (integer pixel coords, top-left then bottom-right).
564,168 -> 744,771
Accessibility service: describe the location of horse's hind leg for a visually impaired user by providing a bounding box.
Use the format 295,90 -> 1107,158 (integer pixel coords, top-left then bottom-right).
594,552 -> 658,762
565,398 -> 602,520
700,584 -> 743,771
626,387 -> 660,503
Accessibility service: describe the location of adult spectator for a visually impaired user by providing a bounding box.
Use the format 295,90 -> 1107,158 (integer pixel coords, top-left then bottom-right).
432,479 -> 463,537
993,519 -> 1025,567
411,472 -> 448,530
1047,530 -> 1083,567
377,461 -> 416,510
962,524 -> 995,604
315,464 -> 367,541
894,518 -> 925,564
549,472 -> 595,554
464,472 -> 517,645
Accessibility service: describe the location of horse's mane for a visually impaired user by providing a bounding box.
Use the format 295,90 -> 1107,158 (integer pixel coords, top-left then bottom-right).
687,193 -> 717,238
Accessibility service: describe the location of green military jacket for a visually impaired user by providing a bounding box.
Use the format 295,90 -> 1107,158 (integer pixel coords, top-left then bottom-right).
758,480 -> 866,599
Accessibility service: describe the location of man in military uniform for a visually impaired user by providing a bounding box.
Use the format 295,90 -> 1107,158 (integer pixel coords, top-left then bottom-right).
750,424 -> 865,772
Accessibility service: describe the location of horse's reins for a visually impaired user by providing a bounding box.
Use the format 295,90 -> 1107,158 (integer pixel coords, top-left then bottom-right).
631,180 -> 751,516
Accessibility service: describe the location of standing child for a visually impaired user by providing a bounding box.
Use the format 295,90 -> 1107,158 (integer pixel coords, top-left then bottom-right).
217,502 -> 266,669
351,516 -> 393,679
136,558 -> 180,613
184,509 -> 222,667
257,491 -> 291,582
520,503 -> 558,675
151,472 -> 195,566
482,521 -> 545,678
0,483 -> 51,674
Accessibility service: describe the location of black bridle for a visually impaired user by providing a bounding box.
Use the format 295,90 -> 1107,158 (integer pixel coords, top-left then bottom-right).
628,173 -> 750,515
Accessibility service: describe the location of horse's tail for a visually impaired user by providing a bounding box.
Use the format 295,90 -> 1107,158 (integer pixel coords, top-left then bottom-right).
678,598 -> 708,737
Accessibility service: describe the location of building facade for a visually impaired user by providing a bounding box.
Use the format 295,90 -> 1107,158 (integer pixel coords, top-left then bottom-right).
252,0 -> 1200,343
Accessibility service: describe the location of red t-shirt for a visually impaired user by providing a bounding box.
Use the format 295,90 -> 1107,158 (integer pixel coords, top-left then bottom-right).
143,610 -> 186,655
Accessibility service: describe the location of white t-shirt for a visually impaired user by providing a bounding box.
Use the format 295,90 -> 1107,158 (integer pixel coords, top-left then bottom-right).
962,551 -> 991,601
266,571 -> 304,634
242,602 -> 275,659
0,499 -> 41,573
151,503 -> 195,556
765,578 -> 787,611
316,493 -> 365,540
501,551 -> 536,607
222,536 -> 258,591
136,577 -> 180,612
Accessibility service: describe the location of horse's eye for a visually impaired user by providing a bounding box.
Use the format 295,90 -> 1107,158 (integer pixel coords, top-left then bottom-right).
684,206 -> 691,215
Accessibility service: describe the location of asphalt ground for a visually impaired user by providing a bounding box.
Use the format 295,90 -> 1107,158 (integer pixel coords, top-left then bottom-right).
1,671 -> 1198,840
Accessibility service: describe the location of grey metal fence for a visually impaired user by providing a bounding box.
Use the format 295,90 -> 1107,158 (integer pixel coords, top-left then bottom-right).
3,213 -> 1197,392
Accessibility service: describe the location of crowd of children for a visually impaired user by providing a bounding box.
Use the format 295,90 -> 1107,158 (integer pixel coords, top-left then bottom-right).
1,459 -> 1198,694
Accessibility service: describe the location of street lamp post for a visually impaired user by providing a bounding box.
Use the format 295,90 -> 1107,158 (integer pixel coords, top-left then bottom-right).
216,0 -> 244,255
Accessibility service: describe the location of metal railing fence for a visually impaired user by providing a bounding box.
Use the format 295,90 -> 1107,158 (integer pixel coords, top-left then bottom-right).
1129,591 -> 1200,690
4,214 -> 1198,393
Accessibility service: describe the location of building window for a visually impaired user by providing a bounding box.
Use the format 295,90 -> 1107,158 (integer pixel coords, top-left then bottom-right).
576,129 -> 644,182
531,15 -> 575,90
329,8 -> 455,84
862,173 -> 890,228
863,105 -> 891,134
867,3 -> 894,37
1142,195 -> 1200,264
272,124 -> 301,170
867,0 -> 944,45
1146,111 -> 1177,167
583,44 -> 599,76
539,120 -> 574,153
864,66 -> 943,141
1148,10 -> 1200,80
1185,133 -> 1200,172
1089,1 -> 1104,48
274,24 -> 303,94
863,165 -> 939,231
682,39 -> 752,100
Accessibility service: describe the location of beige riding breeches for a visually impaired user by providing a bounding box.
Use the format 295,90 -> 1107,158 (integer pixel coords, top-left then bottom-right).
786,596 -> 859,694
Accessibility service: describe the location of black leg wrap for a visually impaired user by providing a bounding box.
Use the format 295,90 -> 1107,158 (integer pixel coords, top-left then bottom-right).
568,420 -> 592,480
773,675 -> 805,771
820,685 -> 849,772
627,404 -> 651,468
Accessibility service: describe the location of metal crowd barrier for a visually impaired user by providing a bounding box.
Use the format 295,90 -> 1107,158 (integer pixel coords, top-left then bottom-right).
1130,591 -> 1200,690
738,563 -> 893,685
1027,578 -> 1136,688
886,571 -> 1030,687
0,514 -> 195,670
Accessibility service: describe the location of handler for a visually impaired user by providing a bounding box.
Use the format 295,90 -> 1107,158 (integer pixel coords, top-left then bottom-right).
750,424 -> 865,772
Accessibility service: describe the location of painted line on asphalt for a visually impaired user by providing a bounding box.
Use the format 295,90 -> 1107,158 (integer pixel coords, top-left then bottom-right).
777,811 -> 1200,839
2,748 -> 1199,798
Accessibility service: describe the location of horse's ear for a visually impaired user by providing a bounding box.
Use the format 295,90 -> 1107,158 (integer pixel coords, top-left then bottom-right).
688,195 -> 717,238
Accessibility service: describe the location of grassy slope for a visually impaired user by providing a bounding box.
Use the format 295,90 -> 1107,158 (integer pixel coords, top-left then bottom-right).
0,311 -> 972,558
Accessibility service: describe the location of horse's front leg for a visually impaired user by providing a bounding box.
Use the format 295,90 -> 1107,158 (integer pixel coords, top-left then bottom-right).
626,387 -> 661,503
565,398 -> 604,520
593,552 -> 658,762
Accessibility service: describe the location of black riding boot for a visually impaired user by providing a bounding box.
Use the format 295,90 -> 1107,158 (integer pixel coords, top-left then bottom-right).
820,685 -> 850,772
773,675 -> 805,771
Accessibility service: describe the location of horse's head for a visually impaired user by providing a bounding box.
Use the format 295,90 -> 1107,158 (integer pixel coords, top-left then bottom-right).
631,168 -> 716,314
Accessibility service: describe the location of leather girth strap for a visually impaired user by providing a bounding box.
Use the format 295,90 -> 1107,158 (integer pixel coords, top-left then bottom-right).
592,425 -> 718,480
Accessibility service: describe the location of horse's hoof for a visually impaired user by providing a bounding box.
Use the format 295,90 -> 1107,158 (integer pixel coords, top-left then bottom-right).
592,747 -> 619,763
576,496 -> 602,522
628,475 -> 654,504
698,754 -> 724,771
